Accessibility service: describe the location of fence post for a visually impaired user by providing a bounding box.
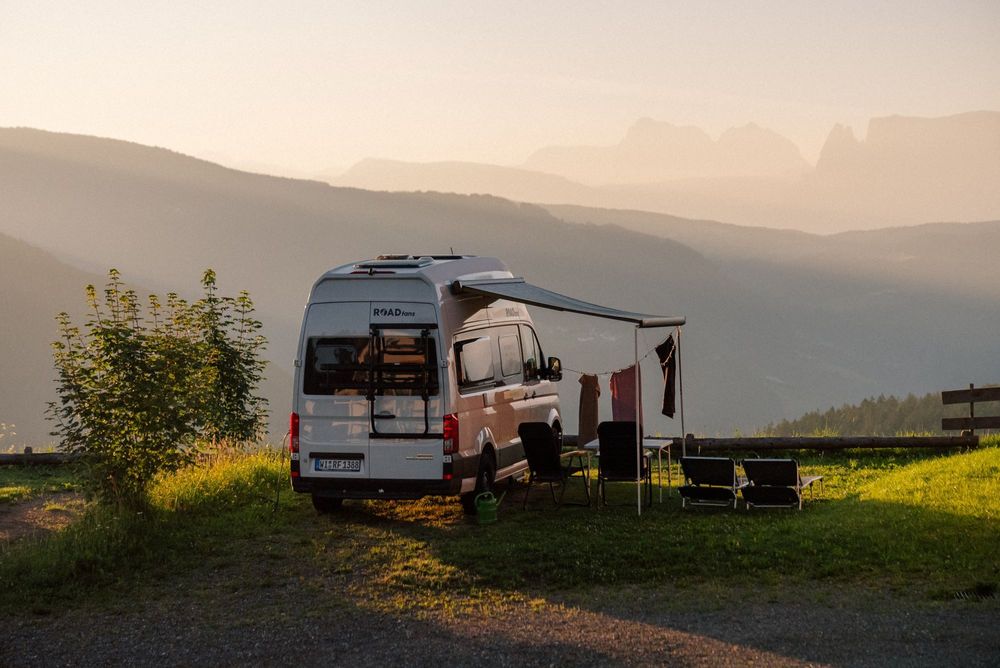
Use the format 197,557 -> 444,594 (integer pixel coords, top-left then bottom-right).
969,383 -> 975,436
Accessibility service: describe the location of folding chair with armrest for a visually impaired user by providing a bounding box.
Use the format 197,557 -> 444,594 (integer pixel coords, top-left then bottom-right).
596,421 -> 653,508
518,422 -> 591,508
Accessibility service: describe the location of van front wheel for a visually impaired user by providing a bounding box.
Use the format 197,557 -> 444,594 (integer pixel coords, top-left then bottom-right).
312,495 -> 344,514
461,451 -> 496,515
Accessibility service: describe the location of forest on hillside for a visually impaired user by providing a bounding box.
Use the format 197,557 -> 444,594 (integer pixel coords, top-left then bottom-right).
760,391 -> 990,436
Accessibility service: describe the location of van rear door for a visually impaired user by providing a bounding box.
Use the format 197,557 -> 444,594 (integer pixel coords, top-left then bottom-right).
299,302 -> 371,479
368,302 -> 443,480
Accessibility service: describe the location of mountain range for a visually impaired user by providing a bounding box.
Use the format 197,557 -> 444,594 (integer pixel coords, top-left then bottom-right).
334,112 -> 1000,231
524,119 -> 811,183
1,127 -> 998,445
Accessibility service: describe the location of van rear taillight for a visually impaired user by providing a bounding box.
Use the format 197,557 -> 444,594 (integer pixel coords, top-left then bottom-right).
443,413 -> 459,454
289,412 -> 300,478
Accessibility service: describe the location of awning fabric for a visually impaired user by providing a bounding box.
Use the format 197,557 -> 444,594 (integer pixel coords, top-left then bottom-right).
451,278 -> 685,329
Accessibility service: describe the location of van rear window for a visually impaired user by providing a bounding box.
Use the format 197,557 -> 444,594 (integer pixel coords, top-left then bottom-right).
304,336 -> 439,396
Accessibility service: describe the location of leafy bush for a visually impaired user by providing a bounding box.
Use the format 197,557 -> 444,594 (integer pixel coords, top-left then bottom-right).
48,269 -> 267,509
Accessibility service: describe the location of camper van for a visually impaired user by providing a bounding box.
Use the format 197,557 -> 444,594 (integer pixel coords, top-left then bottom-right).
290,255 -> 563,513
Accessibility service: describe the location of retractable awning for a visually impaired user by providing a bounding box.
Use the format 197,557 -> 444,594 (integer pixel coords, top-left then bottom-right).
452,274 -> 687,517
450,278 -> 685,328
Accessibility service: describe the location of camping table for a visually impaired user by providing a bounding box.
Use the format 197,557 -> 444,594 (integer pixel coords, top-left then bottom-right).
581,438 -> 673,502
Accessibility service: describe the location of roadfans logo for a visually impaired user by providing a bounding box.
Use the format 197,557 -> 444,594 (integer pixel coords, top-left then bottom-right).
373,307 -> 416,318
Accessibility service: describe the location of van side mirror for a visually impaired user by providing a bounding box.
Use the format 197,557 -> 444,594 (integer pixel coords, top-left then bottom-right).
545,356 -> 562,382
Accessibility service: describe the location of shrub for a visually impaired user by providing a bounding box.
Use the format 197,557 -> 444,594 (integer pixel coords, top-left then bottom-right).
48,269 -> 268,509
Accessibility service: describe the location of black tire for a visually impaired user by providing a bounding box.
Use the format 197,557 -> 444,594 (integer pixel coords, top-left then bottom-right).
312,495 -> 344,514
461,450 -> 496,515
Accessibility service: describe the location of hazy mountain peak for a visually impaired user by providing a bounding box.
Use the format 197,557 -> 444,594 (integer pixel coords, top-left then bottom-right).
717,123 -> 810,177
525,118 -> 809,185
815,123 -> 861,173
810,112 -> 1000,224
818,112 -> 1000,173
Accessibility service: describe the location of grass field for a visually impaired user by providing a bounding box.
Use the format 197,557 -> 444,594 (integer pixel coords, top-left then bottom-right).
0,465 -> 79,504
1,438 -> 997,616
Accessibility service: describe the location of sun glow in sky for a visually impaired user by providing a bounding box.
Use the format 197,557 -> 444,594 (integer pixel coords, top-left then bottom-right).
3,0 -> 999,175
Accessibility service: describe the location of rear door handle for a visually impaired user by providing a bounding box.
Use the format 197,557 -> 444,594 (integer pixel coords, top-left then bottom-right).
373,412 -> 396,420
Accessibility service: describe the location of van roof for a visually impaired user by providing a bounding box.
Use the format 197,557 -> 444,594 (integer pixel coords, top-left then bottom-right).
323,255 -> 511,284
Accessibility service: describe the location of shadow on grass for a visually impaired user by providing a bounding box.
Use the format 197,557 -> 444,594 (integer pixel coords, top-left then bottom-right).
322,462 -> 1000,593
310,481 -> 1000,667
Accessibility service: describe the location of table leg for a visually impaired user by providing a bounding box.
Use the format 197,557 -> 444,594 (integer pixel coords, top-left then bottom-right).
667,446 -> 672,498
657,449 -> 663,503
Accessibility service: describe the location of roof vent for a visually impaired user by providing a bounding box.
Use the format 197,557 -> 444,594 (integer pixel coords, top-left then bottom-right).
356,256 -> 435,269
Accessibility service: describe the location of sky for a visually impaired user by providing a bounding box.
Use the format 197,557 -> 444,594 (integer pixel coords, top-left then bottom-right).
3,0 -> 999,176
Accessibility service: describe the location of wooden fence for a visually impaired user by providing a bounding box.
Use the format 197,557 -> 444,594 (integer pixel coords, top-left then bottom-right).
941,384 -> 1000,433
0,451 -> 79,466
564,383 -> 992,453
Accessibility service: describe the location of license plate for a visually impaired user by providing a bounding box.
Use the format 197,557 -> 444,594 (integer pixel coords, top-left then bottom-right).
314,458 -> 362,473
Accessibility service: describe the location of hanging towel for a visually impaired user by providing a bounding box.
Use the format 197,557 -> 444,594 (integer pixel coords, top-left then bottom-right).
655,335 -> 677,418
610,365 -> 642,423
578,374 -> 601,446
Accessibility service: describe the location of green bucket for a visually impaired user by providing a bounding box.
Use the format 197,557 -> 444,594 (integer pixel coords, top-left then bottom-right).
475,491 -> 499,525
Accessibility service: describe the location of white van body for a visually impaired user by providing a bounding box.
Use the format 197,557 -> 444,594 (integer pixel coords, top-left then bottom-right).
290,255 -> 562,509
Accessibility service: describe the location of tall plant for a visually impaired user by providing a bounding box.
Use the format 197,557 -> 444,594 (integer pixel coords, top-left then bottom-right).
191,269 -> 268,445
48,269 -> 268,508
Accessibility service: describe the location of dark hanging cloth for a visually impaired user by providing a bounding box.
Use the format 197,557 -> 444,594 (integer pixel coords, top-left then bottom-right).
610,365 -> 641,423
655,335 -> 677,418
578,374 -> 601,446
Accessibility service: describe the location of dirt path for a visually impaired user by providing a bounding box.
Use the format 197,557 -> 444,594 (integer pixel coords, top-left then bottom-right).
0,492 -> 83,543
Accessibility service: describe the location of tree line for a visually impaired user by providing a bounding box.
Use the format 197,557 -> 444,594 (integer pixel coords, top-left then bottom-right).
760,391 -> 969,436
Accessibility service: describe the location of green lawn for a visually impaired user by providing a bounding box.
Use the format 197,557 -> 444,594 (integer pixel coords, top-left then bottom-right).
0,465 -> 80,504
1,439 -> 997,615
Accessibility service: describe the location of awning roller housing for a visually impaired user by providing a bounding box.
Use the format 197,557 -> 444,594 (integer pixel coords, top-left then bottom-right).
450,278 -> 685,329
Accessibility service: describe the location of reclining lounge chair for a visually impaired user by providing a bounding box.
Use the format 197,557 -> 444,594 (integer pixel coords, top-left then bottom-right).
678,456 -> 747,509
741,458 -> 823,510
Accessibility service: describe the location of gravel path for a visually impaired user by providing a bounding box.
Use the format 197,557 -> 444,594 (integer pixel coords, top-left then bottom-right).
2,571 -> 997,667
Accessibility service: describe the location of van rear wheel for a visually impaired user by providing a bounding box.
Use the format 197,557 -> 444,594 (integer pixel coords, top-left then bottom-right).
312,495 -> 344,514
461,451 -> 496,515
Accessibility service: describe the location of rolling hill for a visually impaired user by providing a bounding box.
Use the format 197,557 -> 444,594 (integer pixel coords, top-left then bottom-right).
2,127 -> 998,443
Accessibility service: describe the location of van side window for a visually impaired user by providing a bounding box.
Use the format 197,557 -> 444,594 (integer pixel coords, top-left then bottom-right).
455,336 -> 494,391
498,332 -> 524,381
519,325 -> 542,381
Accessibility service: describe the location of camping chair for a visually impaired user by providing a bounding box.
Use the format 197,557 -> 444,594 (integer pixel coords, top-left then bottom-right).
518,422 -> 591,509
741,458 -> 823,510
678,457 -> 747,509
596,421 -> 652,508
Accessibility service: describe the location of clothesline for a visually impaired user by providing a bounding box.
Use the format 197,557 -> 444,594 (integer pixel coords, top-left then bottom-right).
561,337 -> 674,377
